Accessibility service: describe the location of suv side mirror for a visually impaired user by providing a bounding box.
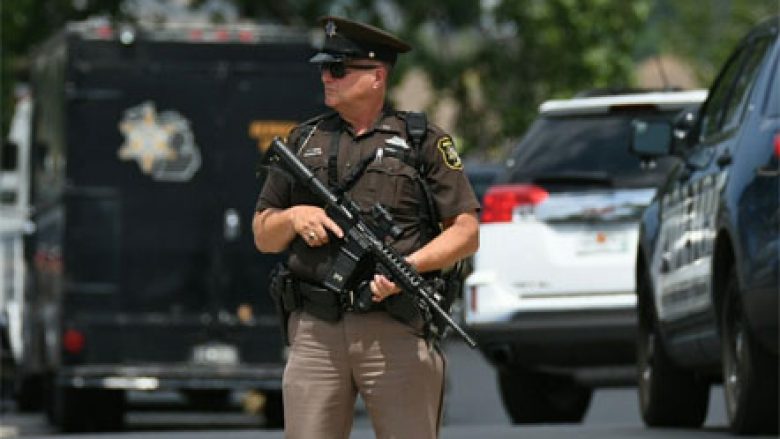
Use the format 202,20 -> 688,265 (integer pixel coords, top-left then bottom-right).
631,120 -> 672,158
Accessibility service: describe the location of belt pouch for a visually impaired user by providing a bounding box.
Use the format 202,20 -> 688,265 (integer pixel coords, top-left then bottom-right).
301,286 -> 342,322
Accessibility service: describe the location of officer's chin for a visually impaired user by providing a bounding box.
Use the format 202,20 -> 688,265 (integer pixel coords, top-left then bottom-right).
323,94 -> 342,111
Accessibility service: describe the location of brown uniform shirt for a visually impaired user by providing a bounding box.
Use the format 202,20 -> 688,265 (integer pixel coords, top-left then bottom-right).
256,108 -> 479,283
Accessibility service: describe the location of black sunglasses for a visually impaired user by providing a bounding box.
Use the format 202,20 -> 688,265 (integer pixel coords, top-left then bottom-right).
320,62 -> 379,79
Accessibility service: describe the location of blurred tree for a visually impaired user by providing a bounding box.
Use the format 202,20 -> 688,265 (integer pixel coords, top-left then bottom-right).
650,0 -> 779,83
2,0 -> 777,156
237,0 -> 652,156
416,0 -> 653,155
332,0 -> 653,156
1,0 -> 124,133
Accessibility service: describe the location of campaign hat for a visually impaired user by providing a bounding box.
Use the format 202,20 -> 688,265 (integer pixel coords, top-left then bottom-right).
309,16 -> 411,65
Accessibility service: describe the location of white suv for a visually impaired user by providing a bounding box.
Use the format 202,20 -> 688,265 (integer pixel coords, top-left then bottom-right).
463,89 -> 707,424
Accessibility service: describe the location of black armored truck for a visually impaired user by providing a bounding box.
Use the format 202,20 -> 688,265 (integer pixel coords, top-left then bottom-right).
8,18 -> 323,431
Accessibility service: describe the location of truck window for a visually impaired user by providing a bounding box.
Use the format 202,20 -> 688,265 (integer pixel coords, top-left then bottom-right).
1,141 -> 17,171
1,142 -> 18,204
506,110 -> 681,189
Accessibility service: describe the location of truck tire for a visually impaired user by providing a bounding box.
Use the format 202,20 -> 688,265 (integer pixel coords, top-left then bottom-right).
51,386 -> 125,432
636,268 -> 708,427
498,368 -> 591,423
721,268 -> 779,435
0,333 -> 13,404
263,390 -> 284,429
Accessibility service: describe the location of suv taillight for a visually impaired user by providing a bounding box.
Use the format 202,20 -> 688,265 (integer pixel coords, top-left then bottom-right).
774,134 -> 780,158
480,184 -> 549,223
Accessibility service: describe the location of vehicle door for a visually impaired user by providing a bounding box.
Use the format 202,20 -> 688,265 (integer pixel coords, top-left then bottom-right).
653,35 -> 773,351
732,33 -> 779,305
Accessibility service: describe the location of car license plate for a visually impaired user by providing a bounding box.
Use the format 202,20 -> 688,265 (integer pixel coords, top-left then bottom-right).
576,230 -> 629,255
192,343 -> 239,366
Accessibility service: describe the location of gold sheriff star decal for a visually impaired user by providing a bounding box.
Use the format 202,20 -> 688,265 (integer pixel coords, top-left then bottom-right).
117,101 -> 201,182
118,102 -> 178,173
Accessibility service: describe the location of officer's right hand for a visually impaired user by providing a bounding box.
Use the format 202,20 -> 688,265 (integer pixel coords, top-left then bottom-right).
288,205 -> 343,247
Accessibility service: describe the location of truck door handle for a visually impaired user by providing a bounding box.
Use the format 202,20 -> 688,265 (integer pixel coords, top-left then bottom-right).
716,152 -> 732,168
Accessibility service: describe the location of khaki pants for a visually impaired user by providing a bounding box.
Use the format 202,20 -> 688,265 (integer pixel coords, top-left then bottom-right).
283,311 -> 446,439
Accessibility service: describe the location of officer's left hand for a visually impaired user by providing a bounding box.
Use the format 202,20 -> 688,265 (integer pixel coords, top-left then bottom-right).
370,256 -> 418,302
370,274 -> 400,302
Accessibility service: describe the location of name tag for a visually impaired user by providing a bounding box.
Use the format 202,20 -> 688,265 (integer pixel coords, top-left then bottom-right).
302,147 -> 322,157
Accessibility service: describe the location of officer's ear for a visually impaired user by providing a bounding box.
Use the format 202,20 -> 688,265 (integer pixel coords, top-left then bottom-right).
374,63 -> 390,88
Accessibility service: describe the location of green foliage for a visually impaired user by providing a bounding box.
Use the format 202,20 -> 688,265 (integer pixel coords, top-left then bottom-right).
2,0 -> 778,157
652,0 -> 779,83
1,0 -> 123,132
388,0 -> 652,155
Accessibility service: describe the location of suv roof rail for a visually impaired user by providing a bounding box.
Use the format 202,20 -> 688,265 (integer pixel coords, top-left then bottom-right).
574,87 -> 685,98
540,89 -> 708,116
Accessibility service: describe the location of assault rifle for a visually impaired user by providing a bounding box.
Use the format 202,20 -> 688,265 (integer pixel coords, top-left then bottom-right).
265,137 -> 477,348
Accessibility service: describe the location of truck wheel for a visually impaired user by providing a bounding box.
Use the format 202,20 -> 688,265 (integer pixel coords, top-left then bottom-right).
636,269 -> 708,427
0,330 -> 13,402
498,368 -> 592,423
721,268 -> 779,435
51,386 -> 125,432
263,390 -> 284,429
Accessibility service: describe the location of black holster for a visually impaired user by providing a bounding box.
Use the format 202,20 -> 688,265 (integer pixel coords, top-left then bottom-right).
269,263 -> 344,344
269,263 -> 298,345
298,282 -> 342,322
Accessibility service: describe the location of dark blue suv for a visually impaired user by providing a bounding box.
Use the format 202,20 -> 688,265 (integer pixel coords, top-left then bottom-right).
631,16 -> 778,435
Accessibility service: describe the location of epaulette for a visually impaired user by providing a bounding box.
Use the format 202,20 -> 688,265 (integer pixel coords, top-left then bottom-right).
298,111 -> 338,128
289,112 -> 337,154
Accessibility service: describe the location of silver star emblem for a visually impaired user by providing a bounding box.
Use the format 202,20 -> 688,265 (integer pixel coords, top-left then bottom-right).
325,20 -> 337,37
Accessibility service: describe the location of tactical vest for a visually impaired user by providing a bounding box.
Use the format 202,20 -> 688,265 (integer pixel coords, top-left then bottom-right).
272,111 -> 462,341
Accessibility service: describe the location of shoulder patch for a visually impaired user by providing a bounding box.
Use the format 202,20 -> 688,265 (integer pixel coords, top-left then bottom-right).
436,135 -> 463,170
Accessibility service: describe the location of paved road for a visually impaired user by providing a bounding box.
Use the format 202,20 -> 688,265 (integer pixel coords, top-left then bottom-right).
1,340 -> 771,438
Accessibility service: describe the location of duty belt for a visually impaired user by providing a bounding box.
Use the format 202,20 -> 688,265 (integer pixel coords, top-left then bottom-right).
283,277 -> 382,322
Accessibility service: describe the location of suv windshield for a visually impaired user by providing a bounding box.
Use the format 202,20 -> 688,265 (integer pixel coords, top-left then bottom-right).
505,110 -> 681,189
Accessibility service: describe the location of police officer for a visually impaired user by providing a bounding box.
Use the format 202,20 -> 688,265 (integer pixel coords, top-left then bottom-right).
252,16 -> 479,439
